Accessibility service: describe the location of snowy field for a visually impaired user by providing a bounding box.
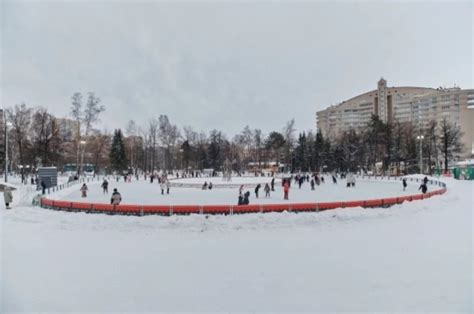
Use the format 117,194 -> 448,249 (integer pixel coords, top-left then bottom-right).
1,176 -> 472,312
49,177 -> 422,205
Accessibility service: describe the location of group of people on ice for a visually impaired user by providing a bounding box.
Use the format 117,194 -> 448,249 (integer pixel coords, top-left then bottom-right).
201,181 -> 213,190
80,181 -> 123,205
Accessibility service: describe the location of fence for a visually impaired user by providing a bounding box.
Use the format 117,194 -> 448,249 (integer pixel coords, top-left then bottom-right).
39,176 -> 447,216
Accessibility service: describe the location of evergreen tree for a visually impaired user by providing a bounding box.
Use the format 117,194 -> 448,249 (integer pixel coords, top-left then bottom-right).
109,129 -> 128,173
312,131 -> 324,172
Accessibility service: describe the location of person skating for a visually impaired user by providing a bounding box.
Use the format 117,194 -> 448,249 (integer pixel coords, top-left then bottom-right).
332,175 -> 337,184
423,176 -> 429,185
202,181 -> 208,190
111,188 -> 122,205
402,178 -> 407,191
160,181 -> 166,195
101,179 -> 109,194
419,182 -> 428,194
4,186 -> 13,209
310,178 -> 315,190
41,180 -> 46,195
238,194 -> 244,205
315,175 -> 320,186
166,180 -> 170,194
80,183 -> 88,197
255,183 -> 261,198
239,184 -> 244,195
243,191 -> 250,205
208,182 -> 213,190
283,181 -> 289,200
264,183 -> 271,198
271,177 -> 275,191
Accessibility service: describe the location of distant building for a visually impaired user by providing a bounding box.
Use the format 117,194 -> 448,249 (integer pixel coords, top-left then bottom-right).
316,78 -> 474,158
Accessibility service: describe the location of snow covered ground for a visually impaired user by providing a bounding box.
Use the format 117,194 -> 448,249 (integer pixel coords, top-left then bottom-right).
1,176 -> 472,312
49,177 -> 422,205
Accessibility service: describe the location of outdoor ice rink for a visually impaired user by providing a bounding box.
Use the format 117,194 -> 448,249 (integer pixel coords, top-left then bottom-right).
50,175 -> 421,205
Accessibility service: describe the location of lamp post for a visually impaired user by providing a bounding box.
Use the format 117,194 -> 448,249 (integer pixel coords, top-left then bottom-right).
4,109 -> 8,183
417,135 -> 424,174
179,148 -> 184,171
79,140 -> 86,176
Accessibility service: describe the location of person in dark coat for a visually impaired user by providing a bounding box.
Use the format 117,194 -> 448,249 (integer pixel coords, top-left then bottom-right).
264,183 -> 271,198
419,183 -> 428,194
208,182 -> 213,190
402,178 -> 407,191
310,179 -> 315,190
41,180 -> 46,195
238,194 -> 244,205
243,191 -> 250,205
332,175 -> 337,184
271,177 -> 275,191
423,176 -> 429,185
255,184 -> 261,198
101,179 -> 109,194
298,177 -> 304,189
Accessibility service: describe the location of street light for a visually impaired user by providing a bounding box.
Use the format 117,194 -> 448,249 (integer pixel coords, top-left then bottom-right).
3,109 -> 9,183
417,135 -> 424,174
79,140 -> 86,176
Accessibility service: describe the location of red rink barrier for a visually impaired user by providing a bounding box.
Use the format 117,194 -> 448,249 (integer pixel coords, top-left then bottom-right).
92,203 -> 115,213
261,204 -> 290,213
343,200 -> 365,208
142,205 -> 169,215
203,205 -> 230,215
364,199 -> 383,207
39,180 -> 447,216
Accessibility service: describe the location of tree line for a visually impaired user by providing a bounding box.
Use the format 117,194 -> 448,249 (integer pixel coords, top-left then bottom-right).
2,94 -> 463,177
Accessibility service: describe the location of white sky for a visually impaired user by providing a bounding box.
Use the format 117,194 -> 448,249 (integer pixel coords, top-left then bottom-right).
1,0 -> 472,136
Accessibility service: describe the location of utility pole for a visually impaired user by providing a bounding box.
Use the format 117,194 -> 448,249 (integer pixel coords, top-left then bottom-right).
3,109 -> 8,183
417,135 -> 424,174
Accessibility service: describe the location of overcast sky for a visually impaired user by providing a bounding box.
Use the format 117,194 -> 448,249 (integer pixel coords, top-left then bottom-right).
1,0 -> 472,136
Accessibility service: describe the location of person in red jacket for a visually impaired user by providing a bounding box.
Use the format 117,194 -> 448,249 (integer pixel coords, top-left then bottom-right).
283,181 -> 289,200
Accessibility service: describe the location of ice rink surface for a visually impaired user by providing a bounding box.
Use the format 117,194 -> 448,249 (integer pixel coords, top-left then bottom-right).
50,176 -> 422,205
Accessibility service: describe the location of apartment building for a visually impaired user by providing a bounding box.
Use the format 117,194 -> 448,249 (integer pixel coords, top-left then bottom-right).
316,78 -> 474,158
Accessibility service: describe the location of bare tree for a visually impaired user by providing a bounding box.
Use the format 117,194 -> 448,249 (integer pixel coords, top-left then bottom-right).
253,129 -> 263,169
126,120 -> 138,171
283,119 -> 296,171
6,104 -> 32,182
423,120 -> 439,174
158,115 -> 180,170
439,118 -> 463,172
89,130 -> 111,173
30,107 -> 60,166
70,92 -> 105,174
147,118 -> 159,171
